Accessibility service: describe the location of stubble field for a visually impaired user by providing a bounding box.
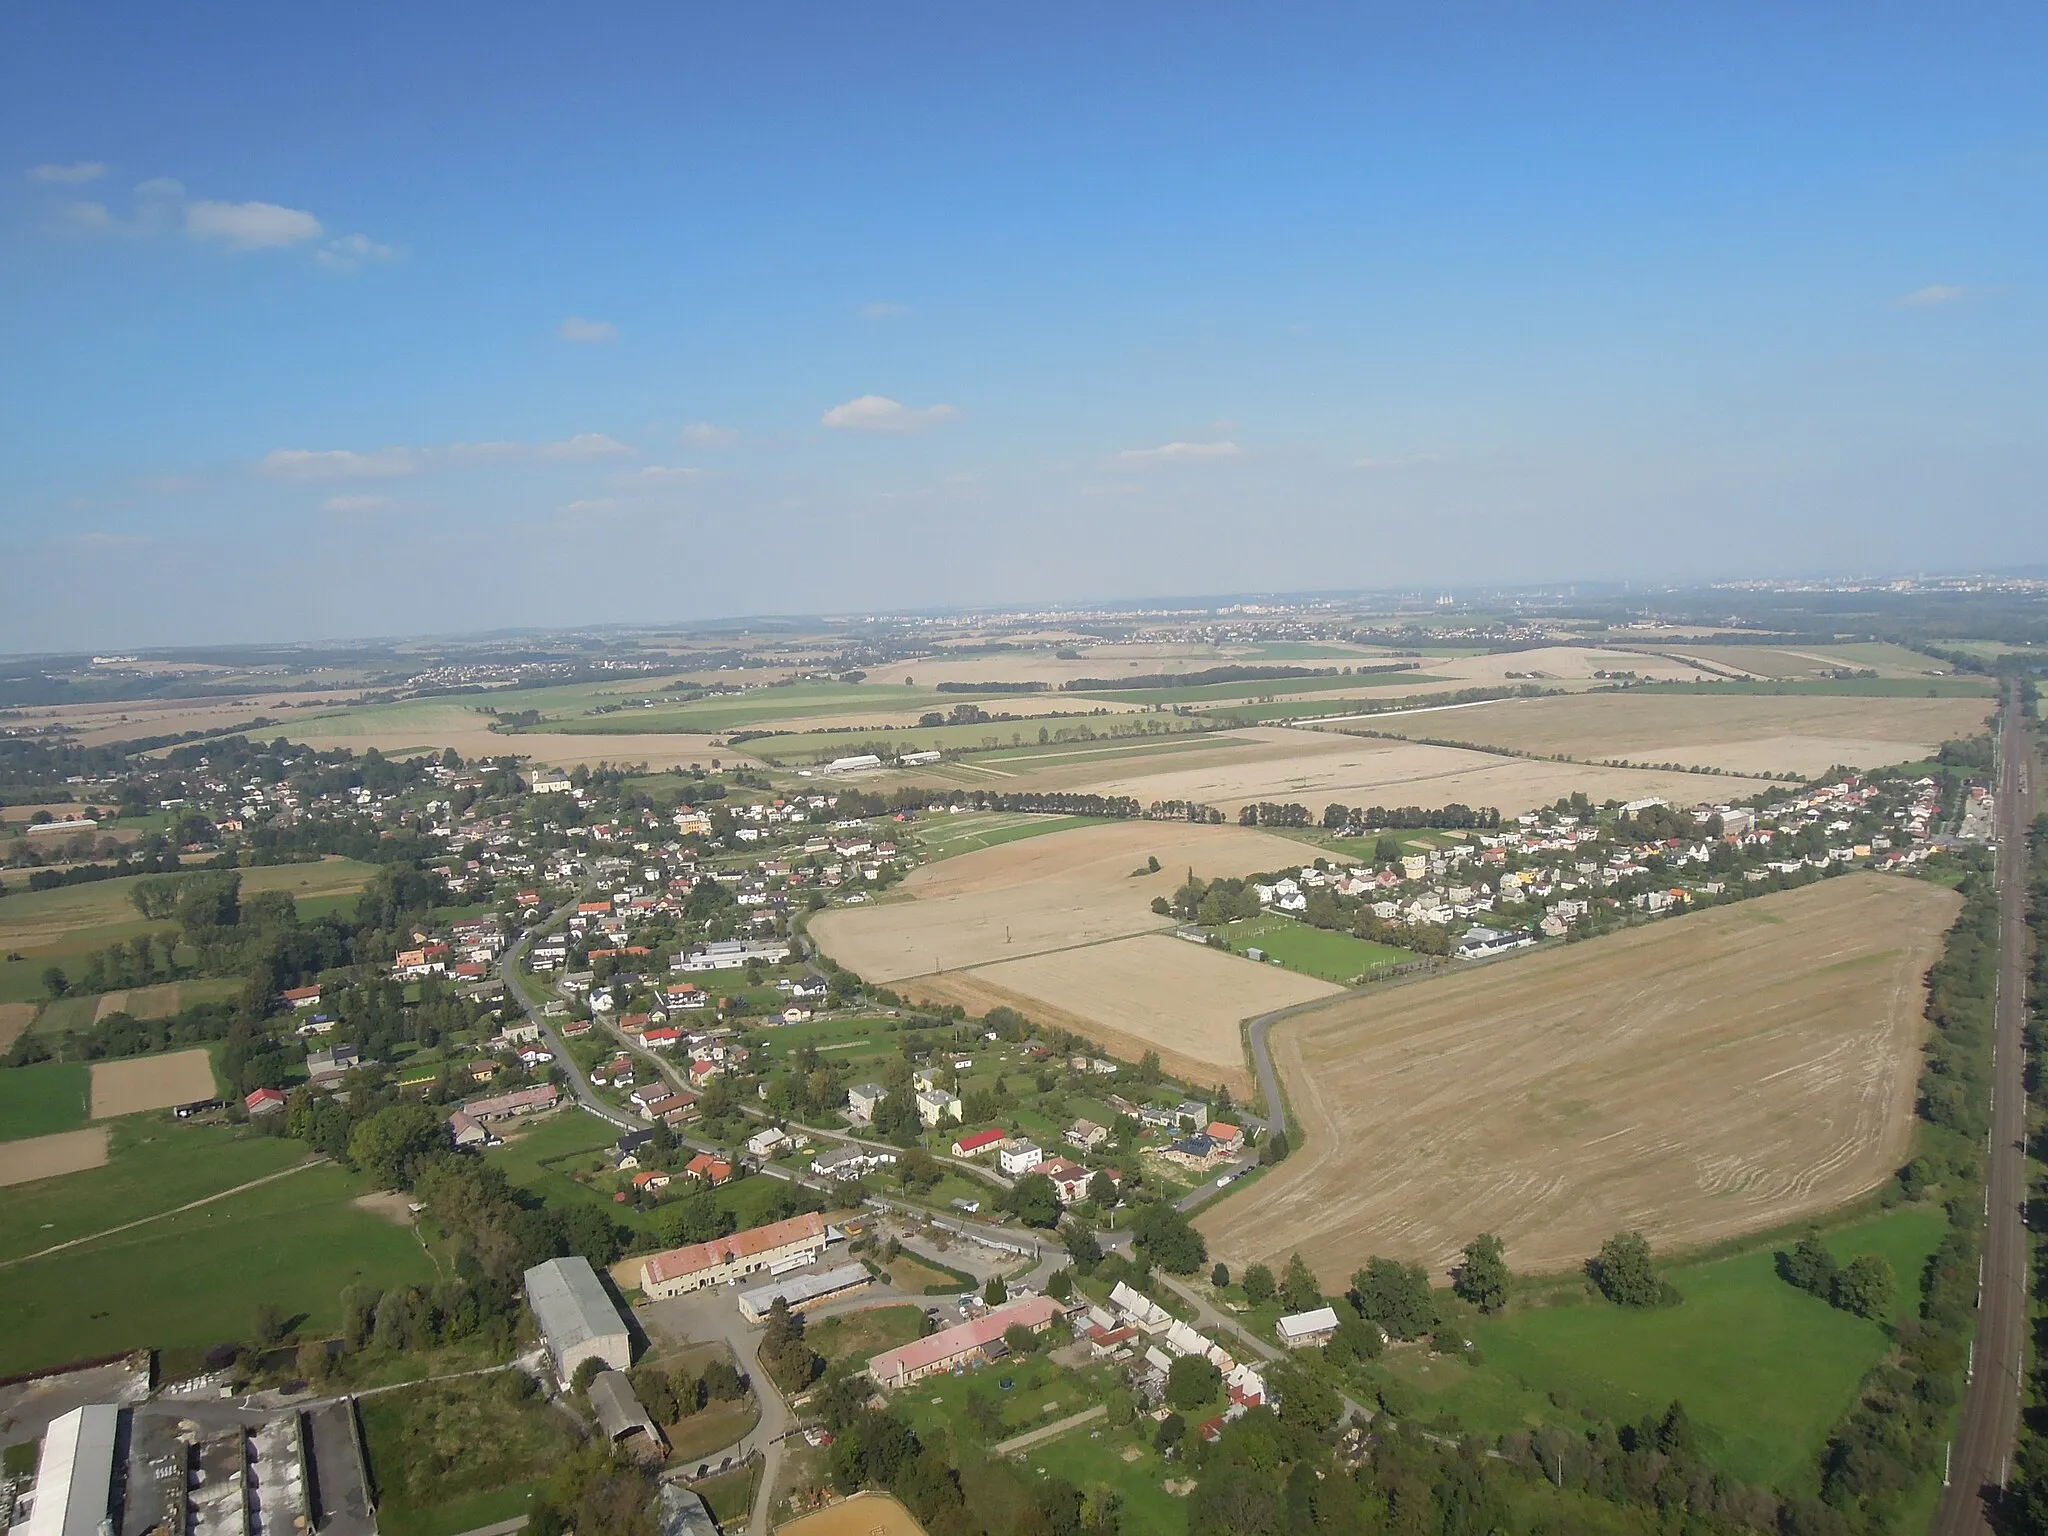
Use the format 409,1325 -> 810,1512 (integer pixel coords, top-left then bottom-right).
811,821 -> 1339,1088
1201,874 -> 1959,1282
0,1129 -> 111,1188
1353,691 -> 1994,779
90,1048 -> 217,1118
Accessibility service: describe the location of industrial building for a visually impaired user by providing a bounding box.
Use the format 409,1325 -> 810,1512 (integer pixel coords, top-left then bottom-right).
737,1262 -> 872,1323
524,1255 -> 634,1379
866,1294 -> 1066,1389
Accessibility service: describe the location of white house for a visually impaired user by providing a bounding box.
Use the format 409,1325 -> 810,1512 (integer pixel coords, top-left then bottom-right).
998,1139 -> 1044,1177
1277,1306 -> 1341,1349
915,1088 -> 963,1128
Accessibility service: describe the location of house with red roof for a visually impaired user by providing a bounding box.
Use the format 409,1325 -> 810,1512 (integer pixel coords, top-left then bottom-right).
951,1128 -> 1007,1158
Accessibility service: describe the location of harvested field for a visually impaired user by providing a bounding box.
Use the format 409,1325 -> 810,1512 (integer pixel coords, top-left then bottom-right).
0,1128 -> 110,1187
920,935 -> 1336,1092
1040,728 -> 1770,817
1201,875 -> 1959,1282
94,983 -> 187,1023
1418,645 -> 1718,687
1360,692 -> 1994,778
811,821 -> 1328,980
777,1493 -> 930,1536
90,1049 -> 216,1118
0,1003 -> 33,1050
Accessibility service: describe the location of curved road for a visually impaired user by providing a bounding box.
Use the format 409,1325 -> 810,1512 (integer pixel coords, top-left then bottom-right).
1935,684 -> 2035,1535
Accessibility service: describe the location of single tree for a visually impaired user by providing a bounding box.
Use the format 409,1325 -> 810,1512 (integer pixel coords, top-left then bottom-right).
1211,1263 -> 1231,1290
982,1273 -> 1008,1307
1831,1255 -> 1895,1320
1280,1252 -> 1322,1312
1590,1231 -> 1663,1308
1780,1231 -> 1839,1298
1242,1263 -> 1276,1306
1454,1233 -> 1510,1314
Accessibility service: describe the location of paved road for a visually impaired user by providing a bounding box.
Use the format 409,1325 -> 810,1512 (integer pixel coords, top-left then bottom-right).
1935,683 -> 2035,1536
499,896 -> 645,1133
1152,1272 -> 1372,1425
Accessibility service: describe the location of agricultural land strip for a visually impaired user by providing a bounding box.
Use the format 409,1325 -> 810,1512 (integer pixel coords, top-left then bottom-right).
1202,873 -> 1960,1282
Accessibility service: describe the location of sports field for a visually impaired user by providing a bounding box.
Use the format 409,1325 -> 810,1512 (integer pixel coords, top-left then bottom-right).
1207,914 -> 1411,983
777,1492 -> 930,1536
1363,691 -> 1995,779
1202,874 -> 1959,1281
90,1048 -> 216,1117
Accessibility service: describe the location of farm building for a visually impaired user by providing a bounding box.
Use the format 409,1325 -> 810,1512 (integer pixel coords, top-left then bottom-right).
448,1109 -> 487,1147
524,1256 -> 633,1379
22,1404 -> 117,1536
244,1087 -> 286,1117
588,1371 -> 664,1451
1276,1306 -> 1340,1348
737,1262 -> 873,1323
952,1128 -> 1007,1157
639,1211 -> 829,1298
866,1295 -> 1067,1389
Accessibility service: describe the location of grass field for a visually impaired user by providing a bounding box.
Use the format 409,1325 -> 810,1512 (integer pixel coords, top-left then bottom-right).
805,1304 -> 926,1365
1202,874 -> 1960,1282
359,1375 -> 574,1536
1620,676 -> 1993,698
0,1061 -> 92,1141
1206,914 -> 1411,983
909,812 -> 1101,859
1073,671 -> 1450,707
0,1159 -> 436,1376
1454,1206 -> 1949,1489
0,1119 -> 310,1262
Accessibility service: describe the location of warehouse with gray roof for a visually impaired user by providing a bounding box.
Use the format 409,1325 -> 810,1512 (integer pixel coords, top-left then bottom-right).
524,1255 -> 633,1379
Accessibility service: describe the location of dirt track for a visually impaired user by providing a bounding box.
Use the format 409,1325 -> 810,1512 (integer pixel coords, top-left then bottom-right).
1201,874 -> 1960,1281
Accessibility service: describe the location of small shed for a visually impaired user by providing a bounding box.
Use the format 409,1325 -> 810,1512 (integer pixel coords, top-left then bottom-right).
588,1370 -> 665,1451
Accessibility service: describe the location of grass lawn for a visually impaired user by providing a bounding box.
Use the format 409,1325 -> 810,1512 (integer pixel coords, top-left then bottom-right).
692,1463 -> 760,1526
0,1060 -> 92,1141
358,1375 -> 575,1536
0,1120 -> 309,1262
1207,915 -> 1411,984
1458,1206 -> 1948,1489
665,1395 -> 761,1465
1016,1425 -> 1190,1532
894,1354 -> 1115,1450
807,1304 -> 926,1365
886,1254 -> 975,1295
0,1161 -> 438,1377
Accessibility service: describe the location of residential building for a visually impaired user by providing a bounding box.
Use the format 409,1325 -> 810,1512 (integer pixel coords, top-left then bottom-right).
866,1294 -> 1066,1388
811,1145 -> 896,1181
639,1211 -> 830,1298
846,1082 -> 886,1122
998,1139 -> 1043,1177
915,1088 -> 963,1127
1277,1306 -> 1341,1349
1065,1119 -> 1108,1152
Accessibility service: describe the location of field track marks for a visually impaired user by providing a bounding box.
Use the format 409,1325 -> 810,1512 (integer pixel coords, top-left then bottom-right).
0,1155 -> 328,1269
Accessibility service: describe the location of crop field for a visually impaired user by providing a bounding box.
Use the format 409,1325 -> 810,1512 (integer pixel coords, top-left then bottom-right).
1048,727 -> 1771,817
1357,691 -> 1995,778
1201,874 -> 1960,1282
0,1160 -> 438,1377
1206,914 -> 1412,983
0,1129 -> 110,1188
1650,641 -> 1952,681
90,1048 -> 216,1117
812,820 -> 1326,980
1075,671 -> 1452,707
905,934 -> 1337,1093
0,1003 -> 33,1049
0,1060 -> 91,1141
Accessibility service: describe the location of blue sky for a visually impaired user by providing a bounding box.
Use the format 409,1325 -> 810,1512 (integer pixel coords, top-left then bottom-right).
2,3 -> 2043,649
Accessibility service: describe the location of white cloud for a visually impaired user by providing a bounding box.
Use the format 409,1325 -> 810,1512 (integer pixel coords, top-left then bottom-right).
682,422 -> 739,450
263,434 -> 631,481
1116,440 -> 1243,465
31,162 -> 105,184
1898,283 -> 1971,308
261,447 -> 421,481
559,315 -> 619,343
62,201 -> 114,232
186,199 -> 324,250
538,433 -> 631,459
134,177 -> 186,200
860,301 -> 910,319
318,233 -> 396,272
320,494 -> 391,513
821,394 -> 959,434
562,497 -> 618,516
